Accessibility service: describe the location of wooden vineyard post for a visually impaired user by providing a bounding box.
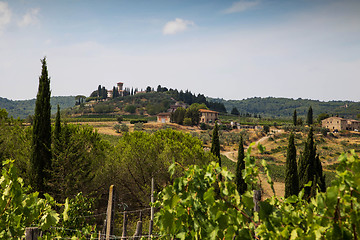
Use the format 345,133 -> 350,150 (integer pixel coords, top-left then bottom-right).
253,190 -> 261,212
105,185 -> 116,240
133,211 -> 143,240
122,211 -> 128,239
149,177 -> 154,238
25,227 -> 39,240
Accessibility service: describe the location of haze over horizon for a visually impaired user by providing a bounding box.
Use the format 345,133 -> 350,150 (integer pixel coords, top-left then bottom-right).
0,0 -> 359,102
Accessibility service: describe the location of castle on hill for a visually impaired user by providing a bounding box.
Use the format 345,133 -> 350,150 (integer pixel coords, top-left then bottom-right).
107,82 -> 124,98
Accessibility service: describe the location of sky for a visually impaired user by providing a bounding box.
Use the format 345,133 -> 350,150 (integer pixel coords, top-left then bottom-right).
0,0 -> 359,101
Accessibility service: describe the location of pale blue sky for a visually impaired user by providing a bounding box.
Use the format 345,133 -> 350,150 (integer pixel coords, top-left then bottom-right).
0,0 -> 359,101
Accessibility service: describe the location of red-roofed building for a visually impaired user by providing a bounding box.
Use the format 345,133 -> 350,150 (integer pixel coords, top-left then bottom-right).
157,112 -> 172,123
199,109 -> 218,124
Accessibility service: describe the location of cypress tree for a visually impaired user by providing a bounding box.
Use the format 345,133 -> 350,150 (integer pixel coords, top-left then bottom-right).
314,154 -> 326,193
307,106 -> 313,125
293,110 -> 297,126
211,122 -> 221,167
298,127 -> 316,199
231,107 -> 240,116
97,85 -> 102,98
54,105 -> 61,141
236,135 -> 247,195
285,133 -> 299,198
101,86 -> 107,99
30,57 -> 52,195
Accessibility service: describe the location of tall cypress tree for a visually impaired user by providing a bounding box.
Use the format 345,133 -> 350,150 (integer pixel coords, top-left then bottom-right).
97,85 -> 102,98
211,122 -> 221,167
298,127 -> 316,199
30,57 -> 52,195
285,133 -> 299,198
307,106 -> 313,125
293,110 -> 297,126
54,105 -> 61,141
236,135 -> 247,195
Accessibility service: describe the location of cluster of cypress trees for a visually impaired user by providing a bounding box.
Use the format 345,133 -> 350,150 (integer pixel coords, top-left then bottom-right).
29,58 -> 103,201
285,127 -> 326,199
211,122 -> 247,195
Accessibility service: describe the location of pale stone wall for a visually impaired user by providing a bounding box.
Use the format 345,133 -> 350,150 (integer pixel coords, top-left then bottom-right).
322,117 -> 360,131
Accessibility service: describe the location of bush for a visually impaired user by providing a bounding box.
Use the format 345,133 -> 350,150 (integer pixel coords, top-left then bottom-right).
200,122 -> 207,130
117,116 -> 123,123
130,119 -> 148,124
93,104 -> 114,113
125,105 -> 136,114
183,118 -> 192,126
219,124 -> 231,131
263,125 -> 270,134
114,124 -> 121,133
134,122 -> 144,131
120,123 -> 129,132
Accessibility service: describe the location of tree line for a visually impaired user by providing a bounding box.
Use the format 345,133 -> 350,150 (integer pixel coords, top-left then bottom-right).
87,83 -> 227,113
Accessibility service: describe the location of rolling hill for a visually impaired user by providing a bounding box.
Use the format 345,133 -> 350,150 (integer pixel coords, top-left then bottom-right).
0,96 -> 76,119
209,97 -> 360,119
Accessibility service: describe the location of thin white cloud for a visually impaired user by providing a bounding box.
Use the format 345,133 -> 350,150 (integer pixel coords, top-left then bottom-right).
163,18 -> 194,35
0,1 -> 11,33
18,8 -> 40,27
223,0 -> 260,14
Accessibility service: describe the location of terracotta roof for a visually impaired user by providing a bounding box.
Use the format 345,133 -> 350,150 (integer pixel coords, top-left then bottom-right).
199,109 -> 218,114
157,112 -> 171,116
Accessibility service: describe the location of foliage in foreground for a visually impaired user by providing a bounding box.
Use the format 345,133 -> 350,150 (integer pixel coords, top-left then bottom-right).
0,160 -> 97,239
155,146 -> 360,239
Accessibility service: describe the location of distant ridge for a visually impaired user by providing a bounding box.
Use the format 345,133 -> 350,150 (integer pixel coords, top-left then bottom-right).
208,97 -> 360,119
1,95 -> 359,120
0,96 -> 75,119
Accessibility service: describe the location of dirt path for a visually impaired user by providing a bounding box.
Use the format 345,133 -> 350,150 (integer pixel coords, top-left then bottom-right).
221,131 -> 285,199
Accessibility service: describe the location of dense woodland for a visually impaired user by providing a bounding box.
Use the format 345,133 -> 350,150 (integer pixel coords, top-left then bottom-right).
0,96 -> 75,119
210,96 -> 360,119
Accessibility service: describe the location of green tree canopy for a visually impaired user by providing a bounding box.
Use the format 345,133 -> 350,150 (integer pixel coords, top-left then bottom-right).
107,129 -> 215,208
231,107 -> 240,116
185,103 -> 207,126
30,57 -> 52,195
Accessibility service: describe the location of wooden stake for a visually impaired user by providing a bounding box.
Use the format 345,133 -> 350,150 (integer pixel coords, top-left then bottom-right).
106,185 -> 115,240
253,190 -> 261,212
25,227 -> 39,240
149,177 -> 154,237
122,211 -> 128,239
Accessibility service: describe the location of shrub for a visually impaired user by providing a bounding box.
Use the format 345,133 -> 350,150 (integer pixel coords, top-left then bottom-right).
125,105 -> 136,113
134,122 -> 144,131
183,118 -> 192,126
263,125 -> 270,134
200,122 -> 207,130
114,124 -> 121,133
117,116 -> 123,123
93,104 -> 114,113
120,123 -> 129,132
130,119 -> 148,124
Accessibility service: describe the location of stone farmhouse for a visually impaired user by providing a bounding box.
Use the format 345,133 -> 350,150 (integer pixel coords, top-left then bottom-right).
157,112 -> 171,123
199,109 -> 219,124
322,117 -> 360,131
157,107 -> 219,124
